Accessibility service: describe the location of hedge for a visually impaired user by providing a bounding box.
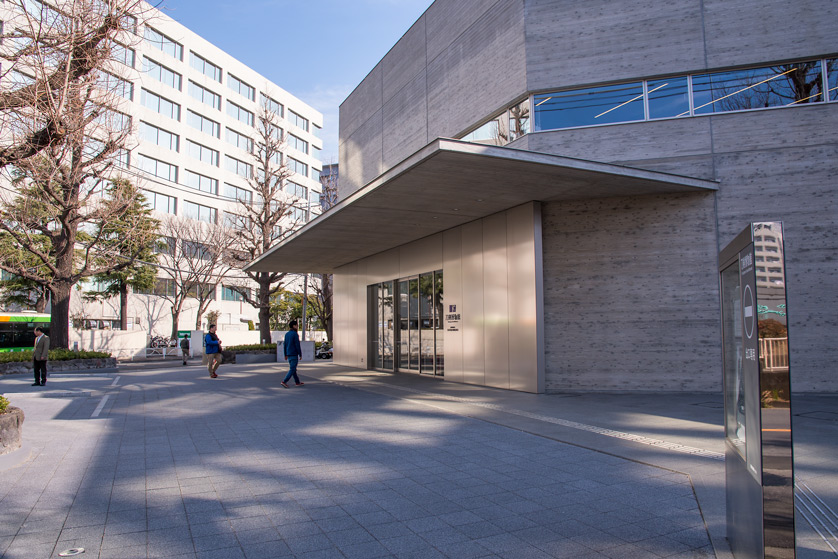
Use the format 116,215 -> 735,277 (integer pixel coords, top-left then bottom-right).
0,349 -> 111,364
224,343 -> 277,352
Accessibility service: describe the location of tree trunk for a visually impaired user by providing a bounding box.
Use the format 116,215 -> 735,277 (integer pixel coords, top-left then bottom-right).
119,281 -> 129,330
170,306 -> 179,339
258,275 -> 272,344
49,282 -> 73,349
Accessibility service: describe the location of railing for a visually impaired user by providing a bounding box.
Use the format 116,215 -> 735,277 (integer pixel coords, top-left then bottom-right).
760,337 -> 789,372
145,347 -> 182,359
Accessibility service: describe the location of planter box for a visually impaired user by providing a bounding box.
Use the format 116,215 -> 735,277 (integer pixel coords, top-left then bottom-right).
223,350 -> 277,364
0,357 -> 118,376
0,407 -> 24,455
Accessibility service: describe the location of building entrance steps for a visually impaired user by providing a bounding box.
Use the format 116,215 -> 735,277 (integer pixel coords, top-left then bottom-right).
0,361 -> 835,559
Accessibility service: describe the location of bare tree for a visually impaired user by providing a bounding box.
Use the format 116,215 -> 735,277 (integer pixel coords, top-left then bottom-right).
156,216 -> 235,338
0,0 -> 148,168
0,0 -> 151,348
225,94 -> 304,344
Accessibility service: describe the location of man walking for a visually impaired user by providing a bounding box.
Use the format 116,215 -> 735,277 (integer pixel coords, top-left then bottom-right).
32,327 -> 49,386
205,325 -> 222,378
281,320 -> 304,388
180,334 -> 190,366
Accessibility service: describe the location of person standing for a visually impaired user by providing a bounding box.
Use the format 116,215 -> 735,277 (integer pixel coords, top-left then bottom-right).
32,327 -> 49,386
281,320 -> 304,388
180,334 -> 190,366
205,325 -> 222,378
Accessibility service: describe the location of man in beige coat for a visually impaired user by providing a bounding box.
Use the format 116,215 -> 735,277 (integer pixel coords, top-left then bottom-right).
32,327 -> 49,386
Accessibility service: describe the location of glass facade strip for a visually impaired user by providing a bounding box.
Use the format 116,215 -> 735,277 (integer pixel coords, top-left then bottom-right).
525,57 -> 836,133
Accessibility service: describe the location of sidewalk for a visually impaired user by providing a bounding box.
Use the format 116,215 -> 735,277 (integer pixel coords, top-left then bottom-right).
0,362 -> 834,559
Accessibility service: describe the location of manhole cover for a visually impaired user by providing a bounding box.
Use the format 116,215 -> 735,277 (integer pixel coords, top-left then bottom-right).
58,549 -> 85,557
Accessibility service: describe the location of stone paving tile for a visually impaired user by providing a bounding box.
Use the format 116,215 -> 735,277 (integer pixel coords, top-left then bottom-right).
0,366 -> 722,559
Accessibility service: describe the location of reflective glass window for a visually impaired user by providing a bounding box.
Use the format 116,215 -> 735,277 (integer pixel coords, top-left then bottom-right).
188,81 -> 221,110
183,201 -> 216,223
184,170 -> 218,194
139,121 -> 179,151
534,81 -> 644,130
647,76 -> 690,119
692,61 -> 825,115
141,89 -> 180,120
190,52 -> 222,82
828,58 -> 838,101
185,140 -> 219,166
508,99 -> 530,141
461,116 -> 503,145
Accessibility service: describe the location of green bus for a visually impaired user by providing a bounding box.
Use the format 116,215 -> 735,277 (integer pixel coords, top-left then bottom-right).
0,313 -> 50,352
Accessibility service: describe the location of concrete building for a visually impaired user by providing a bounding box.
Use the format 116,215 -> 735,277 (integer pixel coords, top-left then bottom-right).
249,0 -> 837,393
1,3 -> 324,336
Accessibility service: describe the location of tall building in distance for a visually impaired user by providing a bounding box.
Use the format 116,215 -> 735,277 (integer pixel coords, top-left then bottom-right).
1,3 -> 324,334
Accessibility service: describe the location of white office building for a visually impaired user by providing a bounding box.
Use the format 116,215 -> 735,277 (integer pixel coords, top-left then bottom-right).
2,3 -> 324,335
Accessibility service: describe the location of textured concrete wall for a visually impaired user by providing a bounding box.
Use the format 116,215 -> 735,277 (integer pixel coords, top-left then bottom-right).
542,193 -> 722,392
338,0 -> 528,196
535,104 -> 838,392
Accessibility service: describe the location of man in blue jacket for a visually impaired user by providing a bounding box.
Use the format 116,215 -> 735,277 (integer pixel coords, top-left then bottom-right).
205,324 -> 222,378
281,320 -> 304,388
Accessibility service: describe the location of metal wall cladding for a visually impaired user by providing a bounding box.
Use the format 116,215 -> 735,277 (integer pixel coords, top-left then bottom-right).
333,202 -> 544,393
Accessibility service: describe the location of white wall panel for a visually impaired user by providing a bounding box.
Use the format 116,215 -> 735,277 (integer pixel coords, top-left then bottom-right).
482,213 -> 510,389
443,228 -> 465,383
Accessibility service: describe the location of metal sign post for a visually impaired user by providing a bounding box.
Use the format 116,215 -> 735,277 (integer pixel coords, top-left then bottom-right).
719,222 -> 795,559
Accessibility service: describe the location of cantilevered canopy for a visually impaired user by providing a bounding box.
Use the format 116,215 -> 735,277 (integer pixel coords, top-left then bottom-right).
246,138 -> 718,273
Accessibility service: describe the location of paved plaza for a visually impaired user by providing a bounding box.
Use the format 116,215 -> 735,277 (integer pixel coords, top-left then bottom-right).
1,361 -> 836,559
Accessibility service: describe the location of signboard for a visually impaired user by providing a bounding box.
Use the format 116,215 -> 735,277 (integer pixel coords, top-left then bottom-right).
445,304 -> 461,332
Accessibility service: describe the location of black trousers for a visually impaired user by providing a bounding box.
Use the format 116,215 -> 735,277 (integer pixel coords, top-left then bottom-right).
33,359 -> 47,384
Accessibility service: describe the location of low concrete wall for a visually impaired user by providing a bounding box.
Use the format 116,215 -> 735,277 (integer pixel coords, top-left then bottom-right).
70,329 -> 147,360
0,407 -> 24,455
0,358 -> 118,376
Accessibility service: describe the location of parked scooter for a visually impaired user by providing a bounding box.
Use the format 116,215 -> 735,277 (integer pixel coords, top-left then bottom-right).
315,342 -> 333,359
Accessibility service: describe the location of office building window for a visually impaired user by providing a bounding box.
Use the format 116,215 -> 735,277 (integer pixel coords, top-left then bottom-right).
286,181 -> 307,199
312,123 -> 321,138
287,109 -> 309,131
136,278 -> 175,297
113,42 -> 135,67
225,155 -> 252,179
140,89 -> 180,120
261,93 -> 283,117
312,145 -> 322,160
95,107 -> 131,130
228,74 -> 255,101
188,80 -> 221,110
310,190 -> 321,208
136,154 -> 177,182
287,157 -> 307,178
311,168 -> 321,182
227,101 -> 254,127
223,183 -> 252,203
185,139 -> 219,166
222,285 -> 249,301
144,190 -> 177,214
142,56 -> 182,90
97,71 -> 133,100
139,121 -> 179,151
223,211 -> 251,230
144,26 -> 183,60
186,110 -> 220,137
183,201 -> 216,223
290,205 -> 307,222
184,170 -> 218,194
189,51 -> 222,82
225,127 -> 253,153
287,133 -> 308,154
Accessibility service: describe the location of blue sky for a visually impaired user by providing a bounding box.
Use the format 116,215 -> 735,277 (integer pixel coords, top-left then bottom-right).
163,0 -> 436,165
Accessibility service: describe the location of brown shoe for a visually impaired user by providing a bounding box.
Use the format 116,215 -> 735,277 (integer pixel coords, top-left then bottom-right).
210,373 -> 218,378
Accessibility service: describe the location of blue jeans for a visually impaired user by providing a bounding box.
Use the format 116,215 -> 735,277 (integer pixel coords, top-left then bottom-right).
283,356 -> 300,384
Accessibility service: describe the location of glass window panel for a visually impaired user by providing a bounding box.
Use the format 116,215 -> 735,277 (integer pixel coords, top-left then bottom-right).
508,99 -> 530,141
141,89 -> 180,120
826,58 -> 838,101
186,110 -> 220,137
398,280 -> 409,370
419,273 -> 434,374
534,82 -> 645,130
223,183 -> 252,203
692,62 -> 825,115
434,270 -> 444,376
382,281 -> 394,370
409,278 -> 419,370
461,117 -> 504,145
188,81 -> 221,110
184,170 -> 218,194
647,76 -> 690,119
183,201 -> 216,223
186,140 -> 219,166
136,154 -> 177,182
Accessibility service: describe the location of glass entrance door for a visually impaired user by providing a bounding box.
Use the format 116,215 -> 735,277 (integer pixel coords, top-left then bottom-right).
371,271 -> 443,376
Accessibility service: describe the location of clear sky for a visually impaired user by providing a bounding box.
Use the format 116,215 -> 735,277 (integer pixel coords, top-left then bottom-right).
162,0 -> 436,166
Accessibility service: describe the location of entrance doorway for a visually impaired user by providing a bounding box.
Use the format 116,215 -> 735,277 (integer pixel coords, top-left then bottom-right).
369,270 -> 443,376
